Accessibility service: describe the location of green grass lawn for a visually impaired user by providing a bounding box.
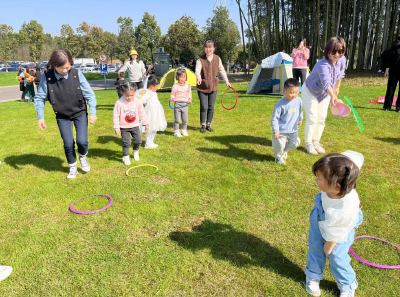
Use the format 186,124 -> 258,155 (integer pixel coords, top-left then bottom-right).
0,72 -> 118,87
0,83 -> 399,296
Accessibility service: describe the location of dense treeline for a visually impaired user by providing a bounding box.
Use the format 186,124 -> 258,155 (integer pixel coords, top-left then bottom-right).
237,0 -> 400,70
0,7 -> 240,68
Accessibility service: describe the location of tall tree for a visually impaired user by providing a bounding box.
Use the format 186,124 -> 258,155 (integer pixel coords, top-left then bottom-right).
204,6 -> 241,67
371,0 -> 386,70
55,24 -> 81,57
0,24 -> 17,69
116,17 -> 135,64
19,20 -> 46,61
134,12 -> 162,64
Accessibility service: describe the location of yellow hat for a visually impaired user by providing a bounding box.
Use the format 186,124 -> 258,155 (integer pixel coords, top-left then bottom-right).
130,49 -> 138,56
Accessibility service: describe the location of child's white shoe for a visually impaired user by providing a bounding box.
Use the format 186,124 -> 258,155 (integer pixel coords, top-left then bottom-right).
306,276 -> 321,296
174,131 -> 182,137
181,130 -> 189,136
275,158 -> 286,165
145,143 -> 158,149
133,150 -> 140,161
283,151 -> 288,159
0,265 -> 12,282
340,290 -> 355,297
122,155 -> 131,165
67,164 -> 78,179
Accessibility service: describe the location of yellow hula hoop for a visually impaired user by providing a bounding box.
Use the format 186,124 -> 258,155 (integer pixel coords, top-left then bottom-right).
126,164 -> 159,177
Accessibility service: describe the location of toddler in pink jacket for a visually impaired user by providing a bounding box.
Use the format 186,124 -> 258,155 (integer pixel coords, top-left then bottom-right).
113,82 -> 149,165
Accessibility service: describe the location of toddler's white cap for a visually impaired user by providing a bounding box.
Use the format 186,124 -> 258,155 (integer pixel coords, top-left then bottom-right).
341,150 -> 364,170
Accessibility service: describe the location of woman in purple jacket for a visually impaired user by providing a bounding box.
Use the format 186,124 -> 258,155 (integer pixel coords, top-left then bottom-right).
302,37 -> 345,155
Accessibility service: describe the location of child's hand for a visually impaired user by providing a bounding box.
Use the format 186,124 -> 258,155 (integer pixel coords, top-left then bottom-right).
170,98 -> 174,102
145,125 -> 150,132
188,99 -> 192,104
115,129 -> 121,136
273,132 -> 280,139
298,121 -> 302,127
323,241 -> 336,257
139,89 -> 146,96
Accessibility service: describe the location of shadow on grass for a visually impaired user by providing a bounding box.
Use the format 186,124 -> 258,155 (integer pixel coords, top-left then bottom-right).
89,148 -> 121,161
4,154 -> 65,172
158,122 -> 200,136
169,220 -> 337,290
197,135 -> 275,162
374,137 -> 400,145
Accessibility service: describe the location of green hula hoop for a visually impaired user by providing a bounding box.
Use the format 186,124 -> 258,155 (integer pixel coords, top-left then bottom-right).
343,96 -> 364,132
126,164 -> 159,177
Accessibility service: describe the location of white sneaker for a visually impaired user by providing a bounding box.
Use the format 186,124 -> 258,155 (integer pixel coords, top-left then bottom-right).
305,143 -> 318,155
275,158 -> 286,165
340,290 -> 355,297
283,152 -> 288,159
181,130 -> 189,136
306,276 -> 321,296
79,155 -> 90,172
67,165 -> 78,179
174,131 -> 182,137
313,141 -> 325,154
133,150 -> 140,161
122,155 -> 131,165
0,265 -> 12,282
145,143 -> 158,149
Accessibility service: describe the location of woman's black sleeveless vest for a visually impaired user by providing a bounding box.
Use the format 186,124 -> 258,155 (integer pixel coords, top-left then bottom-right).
45,68 -> 87,119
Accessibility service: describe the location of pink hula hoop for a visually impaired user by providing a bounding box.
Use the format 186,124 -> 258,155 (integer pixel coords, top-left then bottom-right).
69,194 -> 113,215
349,235 -> 400,269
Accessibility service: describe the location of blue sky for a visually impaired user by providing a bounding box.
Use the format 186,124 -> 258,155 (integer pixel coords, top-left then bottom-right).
2,0 -> 243,37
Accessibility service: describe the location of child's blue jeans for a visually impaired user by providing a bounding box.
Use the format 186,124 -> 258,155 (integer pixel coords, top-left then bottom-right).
305,193 -> 363,292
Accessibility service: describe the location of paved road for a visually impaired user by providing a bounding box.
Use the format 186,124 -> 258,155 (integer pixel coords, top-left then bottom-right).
0,79 -> 116,103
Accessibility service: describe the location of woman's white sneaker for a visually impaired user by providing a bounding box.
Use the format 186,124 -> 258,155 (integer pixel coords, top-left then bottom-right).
67,165 -> 78,179
313,141 -> 326,154
305,143 -> 318,155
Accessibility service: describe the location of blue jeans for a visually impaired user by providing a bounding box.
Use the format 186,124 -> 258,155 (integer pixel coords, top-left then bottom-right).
56,114 -> 89,165
305,193 -> 363,292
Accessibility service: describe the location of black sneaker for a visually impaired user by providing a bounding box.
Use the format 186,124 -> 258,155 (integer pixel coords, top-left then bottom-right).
396,109 -> 400,113
206,125 -> 214,132
383,108 -> 391,111
200,125 -> 206,133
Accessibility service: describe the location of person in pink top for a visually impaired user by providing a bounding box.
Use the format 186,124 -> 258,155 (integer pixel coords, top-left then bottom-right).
170,68 -> 192,137
113,82 -> 149,165
291,38 -> 310,86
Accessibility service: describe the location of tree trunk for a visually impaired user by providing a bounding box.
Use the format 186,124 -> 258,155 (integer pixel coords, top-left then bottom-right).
387,0 -> 399,49
255,0 -> 265,57
238,1 -> 247,71
331,0 -> 336,37
348,0 -> 358,70
336,0 -> 342,36
356,0 -> 368,69
372,0 -> 386,70
324,0 -> 330,46
363,0 -> 375,69
273,0 -> 280,52
265,0 -> 272,56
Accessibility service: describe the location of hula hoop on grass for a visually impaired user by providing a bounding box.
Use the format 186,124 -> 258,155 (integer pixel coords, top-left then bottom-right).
169,101 -> 174,110
69,194 -> 113,215
349,236 -> 400,269
343,96 -> 364,131
221,86 -> 238,110
126,164 -> 159,177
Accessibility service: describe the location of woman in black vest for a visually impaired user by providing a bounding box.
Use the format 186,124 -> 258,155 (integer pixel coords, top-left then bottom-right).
383,36 -> 400,112
195,40 -> 231,133
34,49 -> 97,179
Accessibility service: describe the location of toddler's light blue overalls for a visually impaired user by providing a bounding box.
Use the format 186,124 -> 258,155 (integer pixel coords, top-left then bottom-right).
305,193 -> 363,292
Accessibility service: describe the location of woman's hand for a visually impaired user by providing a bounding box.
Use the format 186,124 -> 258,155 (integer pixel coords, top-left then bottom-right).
38,119 -> 47,130
145,125 -> 150,132
385,68 -> 389,78
89,116 -> 97,124
197,78 -> 202,85
330,94 -> 338,106
334,88 -> 339,96
226,83 -> 231,88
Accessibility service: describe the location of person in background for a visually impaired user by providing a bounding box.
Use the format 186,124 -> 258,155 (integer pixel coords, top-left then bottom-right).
118,48 -> 146,89
34,67 -> 41,93
17,68 -> 25,101
291,38 -> 310,86
383,36 -> 400,112
114,71 -> 126,98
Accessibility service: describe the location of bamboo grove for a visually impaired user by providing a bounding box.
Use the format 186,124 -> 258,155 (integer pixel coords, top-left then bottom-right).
236,0 -> 400,70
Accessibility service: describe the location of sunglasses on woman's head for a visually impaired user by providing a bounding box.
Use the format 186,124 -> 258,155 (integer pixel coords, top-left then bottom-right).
330,49 -> 345,56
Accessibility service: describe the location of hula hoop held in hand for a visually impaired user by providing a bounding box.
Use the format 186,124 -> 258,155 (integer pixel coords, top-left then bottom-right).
343,96 -> 364,132
69,194 -> 113,215
221,86 -> 238,110
349,235 -> 400,269
126,164 -> 159,177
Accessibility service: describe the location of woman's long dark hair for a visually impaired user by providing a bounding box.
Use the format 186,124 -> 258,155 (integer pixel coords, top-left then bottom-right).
130,54 -> 141,63
46,49 -> 73,70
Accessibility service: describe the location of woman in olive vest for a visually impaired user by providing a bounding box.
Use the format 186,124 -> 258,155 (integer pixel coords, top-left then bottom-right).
195,40 -> 231,133
34,49 -> 97,179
